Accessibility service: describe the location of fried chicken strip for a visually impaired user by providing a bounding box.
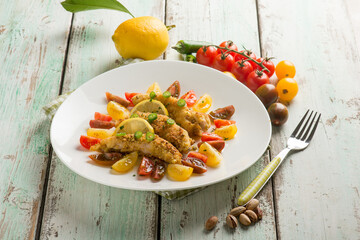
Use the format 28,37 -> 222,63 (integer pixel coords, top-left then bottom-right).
132,94 -> 211,137
136,111 -> 194,153
90,134 -> 182,164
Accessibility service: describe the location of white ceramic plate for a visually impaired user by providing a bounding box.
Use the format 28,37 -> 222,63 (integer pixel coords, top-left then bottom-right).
51,60 -> 271,191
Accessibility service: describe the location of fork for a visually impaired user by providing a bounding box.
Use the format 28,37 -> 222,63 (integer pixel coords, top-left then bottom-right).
237,110 -> 321,206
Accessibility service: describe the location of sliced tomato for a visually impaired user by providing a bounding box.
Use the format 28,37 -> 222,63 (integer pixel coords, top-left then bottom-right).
138,156 -> 155,176
201,132 -> 223,142
197,140 -> 225,152
187,151 -> 208,163
152,160 -> 166,180
94,112 -> 112,122
89,120 -> 115,129
180,90 -> 197,107
181,157 -> 207,173
105,92 -> 130,107
89,153 -> 123,166
214,119 -> 236,128
125,92 -> 140,107
80,135 -> 101,149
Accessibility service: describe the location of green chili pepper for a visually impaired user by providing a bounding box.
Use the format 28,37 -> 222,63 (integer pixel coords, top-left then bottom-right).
172,40 -> 212,54
116,132 -> 126,137
146,132 -> 155,141
177,99 -> 186,107
149,91 -> 156,99
163,91 -> 171,98
134,131 -> 143,140
130,113 -> 139,118
166,118 -> 175,125
148,113 -> 157,122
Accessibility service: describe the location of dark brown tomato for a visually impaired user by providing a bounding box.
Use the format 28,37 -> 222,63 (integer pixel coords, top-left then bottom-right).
105,92 -> 130,107
197,140 -> 225,152
166,80 -> 181,98
255,84 -> 278,108
89,120 -> 115,129
209,105 -> 235,120
89,153 -> 123,166
268,103 -> 289,126
152,160 -> 166,180
181,157 -> 207,174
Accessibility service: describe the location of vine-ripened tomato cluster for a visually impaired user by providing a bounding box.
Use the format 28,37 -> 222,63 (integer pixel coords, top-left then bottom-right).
172,40 -> 299,126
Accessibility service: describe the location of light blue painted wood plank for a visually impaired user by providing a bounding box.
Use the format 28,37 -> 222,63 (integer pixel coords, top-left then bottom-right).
257,0 -> 360,239
40,1 -> 165,239
161,0 -> 277,239
0,0 -> 72,238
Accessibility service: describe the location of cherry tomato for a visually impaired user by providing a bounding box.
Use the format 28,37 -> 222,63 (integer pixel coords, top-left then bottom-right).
217,40 -> 238,57
180,90 -> 197,107
246,70 -> 270,92
209,105 -> 235,120
197,140 -> 225,152
80,135 -> 101,149
105,92 -> 130,107
187,151 -> 208,163
152,160 -> 166,180
201,132 -> 223,142
181,157 -> 207,174
275,60 -> 296,79
255,57 -> 275,77
276,78 -> 298,101
94,112 -> 112,122
89,153 -> 123,166
223,71 -> 236,79
214,119 -> 236,128
212,53 -> 235,72
89,120 -> 115,129
230,60 -> 253,84
138,156 -> 155,176
234,50 -> 257,69
196,46 -> 217,67
125,92 -> 139,106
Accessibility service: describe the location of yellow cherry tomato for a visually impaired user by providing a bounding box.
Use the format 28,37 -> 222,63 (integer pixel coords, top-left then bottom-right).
198,142 -> 223,167
223,71 -> 236,79
167,164 -> 193,181
87,128 -> 114,139
107,101 -> 130,120
275,60 -> 296,79
214,124 -> 237,140
112,152 -> 139,173
193,94 -> 212,113
276,78 -> 298,101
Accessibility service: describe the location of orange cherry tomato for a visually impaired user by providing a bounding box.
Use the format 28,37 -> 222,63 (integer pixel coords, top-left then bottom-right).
275,60 -> 296,79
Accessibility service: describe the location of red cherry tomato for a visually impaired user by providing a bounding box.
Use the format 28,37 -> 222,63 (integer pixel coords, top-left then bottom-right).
80,135 -> 101,149
246,70 -> 270,92
180,90 -> 197,107
94,112 -> 112,122
201,132 -> 223,142
152,160 -> 166,180
230,60 -> 253,84
125,92 -> 139,106
212,53 -> 235,72
217,40 -> 238,57
255,57 -> 275,77
187,151 -> 208,163
196,46 -> 217,67
214,119 -> 236,128
138,156 -> 155,176
234,50 -> 257,69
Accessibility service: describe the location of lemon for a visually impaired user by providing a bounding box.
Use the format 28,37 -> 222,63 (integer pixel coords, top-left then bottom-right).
130,100 -> 168,115
112,152 -> 139,173
112,16 -> 169,60
146,82 -> 162,95
114,118 -> 154,135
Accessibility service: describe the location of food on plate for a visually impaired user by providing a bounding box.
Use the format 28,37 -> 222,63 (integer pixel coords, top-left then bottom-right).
80,81 -> 237,182
276,78 -> 298,102
132,94 -> 211,137
136,112 -> 194,153
267,103 -> 288,126
91,134 -> 182,164
112,16 -> 169,60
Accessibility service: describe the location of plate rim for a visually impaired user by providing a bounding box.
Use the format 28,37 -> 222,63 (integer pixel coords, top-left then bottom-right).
50,60 -> 272,191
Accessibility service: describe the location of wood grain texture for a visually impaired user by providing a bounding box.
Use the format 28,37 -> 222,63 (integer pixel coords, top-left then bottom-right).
40,1 -> 165,239
160,0 -> 277,239
0,0 -> 72,238
257,0 -> 360,239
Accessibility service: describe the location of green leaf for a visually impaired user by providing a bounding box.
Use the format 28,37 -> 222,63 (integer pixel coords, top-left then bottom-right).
61,0 -> 135,17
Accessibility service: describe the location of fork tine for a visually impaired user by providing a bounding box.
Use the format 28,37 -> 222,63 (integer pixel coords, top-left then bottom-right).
295,111 -> 313,139
305,113 -> 321,143
290,109 -> 310,138
301,112 -> 318,141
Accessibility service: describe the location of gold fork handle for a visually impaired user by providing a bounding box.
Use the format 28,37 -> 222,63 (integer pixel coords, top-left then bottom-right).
237,148 -> 291,206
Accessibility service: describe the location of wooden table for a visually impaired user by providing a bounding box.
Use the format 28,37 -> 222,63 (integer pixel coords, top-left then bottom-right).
1,0 -> 359,239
